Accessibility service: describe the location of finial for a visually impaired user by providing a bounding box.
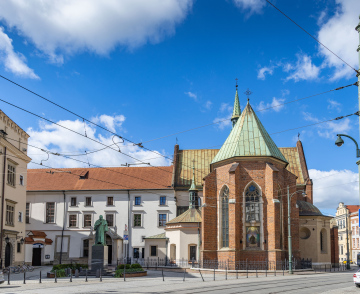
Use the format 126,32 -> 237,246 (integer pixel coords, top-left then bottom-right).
298,132 -> 300,141
244,88 -> 252,102
235,78 -> 238,89
192,159 -> 195,176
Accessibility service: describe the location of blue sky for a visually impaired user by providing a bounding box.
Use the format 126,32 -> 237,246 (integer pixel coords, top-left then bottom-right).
0,0 -> 359,214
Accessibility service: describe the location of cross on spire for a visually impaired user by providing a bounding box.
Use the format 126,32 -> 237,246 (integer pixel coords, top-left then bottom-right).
244,88 -> 252,102
235,78 -> 238,88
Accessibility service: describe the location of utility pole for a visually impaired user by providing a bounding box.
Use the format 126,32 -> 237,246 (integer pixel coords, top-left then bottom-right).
346,212 -> 350,269
287,186 -> 292,274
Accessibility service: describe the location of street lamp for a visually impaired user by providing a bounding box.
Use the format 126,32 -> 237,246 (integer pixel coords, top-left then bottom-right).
287,186 -> 306,274
4,236 -> 9,244
335,133 -> 360,269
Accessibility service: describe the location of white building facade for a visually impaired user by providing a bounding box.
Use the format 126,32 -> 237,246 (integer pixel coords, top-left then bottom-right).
351,212 -> 360,263
26,166 -> 176,266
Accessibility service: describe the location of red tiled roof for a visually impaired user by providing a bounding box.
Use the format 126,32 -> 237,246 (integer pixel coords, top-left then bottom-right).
29,230 -> 47,238
346,205 -> 360,213
27,166 -> 173,191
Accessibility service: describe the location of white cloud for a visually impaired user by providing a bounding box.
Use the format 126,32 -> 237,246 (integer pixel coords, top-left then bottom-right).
233,0 -> 266,15
302,111 -> 351,138
27,115 -> 169,169
258,97 -> 285,112
0,0 -> 193,63
285,54 -> 321,82
317,0 -> 360,80
92,114 -> 125,133
327,99 -> 342,112
214,103 -> 233,129
185,91 -> 197,101
204,100 -> 212,110
0,27 -> 38,79
310,169 -> 359,210
257,66 -> 274,80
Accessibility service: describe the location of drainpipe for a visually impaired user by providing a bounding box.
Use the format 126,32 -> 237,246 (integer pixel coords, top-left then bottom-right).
0,147 -> 6,268
127,190 -> 130,262
59,191 -> 66,264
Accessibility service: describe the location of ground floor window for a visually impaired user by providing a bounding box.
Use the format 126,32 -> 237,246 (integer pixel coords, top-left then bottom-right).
142,248 -> 145,258
133,248 -> 140,258
189,245 -> 196,261
83,239 -> 89,257
150,246 -> 157,257
17,242 -> 21,253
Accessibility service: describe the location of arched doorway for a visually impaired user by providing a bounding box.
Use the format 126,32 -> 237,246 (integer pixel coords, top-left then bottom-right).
5,243 -> 12,267
106,235 -> 112,265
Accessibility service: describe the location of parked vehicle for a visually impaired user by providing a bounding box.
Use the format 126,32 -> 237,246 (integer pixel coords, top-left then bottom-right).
353,269 -> 360,287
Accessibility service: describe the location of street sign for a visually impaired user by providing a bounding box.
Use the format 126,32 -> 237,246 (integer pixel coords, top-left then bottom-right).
123,235 -> 128,241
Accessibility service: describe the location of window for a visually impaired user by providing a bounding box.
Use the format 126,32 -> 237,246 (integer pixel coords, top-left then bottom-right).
245,184 -> 260,222
142,248 -> 145,258
70,197 -> 77,207
7,164 -> 16,186
354,239 -> 356,248
69,214 -> 77,227
341,245 -> 343,255
134,196 -> 141,206
17,242 -> 21,253
26,203 -> 30,224
46,202 -> 55,223
133,248 -> 140,258
83,239 -> 89,257
85,197 -> 92,207
6,204 -> 14,226
107,197 -> 114,206
159,214 -> 167,227
19,175 -> 24,186
134,214 -> 141,227
84,214 -> 92,227
221,186 -> 229,248
18,211 -> 23,222
160,196 -> 166,206
106,214 -> 114,227
358,238 -> 360,248
177,206 -> 188,216
150,246 -> 157,257
189,245 -> 196,261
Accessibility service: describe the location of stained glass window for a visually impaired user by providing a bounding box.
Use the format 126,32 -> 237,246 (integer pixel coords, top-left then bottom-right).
221,186 -> 229,248
245,184 -> 260,222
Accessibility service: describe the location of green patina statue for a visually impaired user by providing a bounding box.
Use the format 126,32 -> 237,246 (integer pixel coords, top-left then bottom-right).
94,215 -> 108,245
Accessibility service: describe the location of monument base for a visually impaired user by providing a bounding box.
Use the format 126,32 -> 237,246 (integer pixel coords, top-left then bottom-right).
91,245 -> 108,273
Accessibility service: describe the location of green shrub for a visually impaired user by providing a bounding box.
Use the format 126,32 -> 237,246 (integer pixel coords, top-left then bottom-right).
131,263 -> 142,269
117,264 -> 131,270
114,268 -> 144,278
53,269 -> 67,277
51,263 -> 88,272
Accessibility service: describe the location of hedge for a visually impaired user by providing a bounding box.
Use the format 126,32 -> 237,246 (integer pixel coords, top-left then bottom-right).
116,264 -> 131,270
51,263 -> 88,272
115,268 -> 144,278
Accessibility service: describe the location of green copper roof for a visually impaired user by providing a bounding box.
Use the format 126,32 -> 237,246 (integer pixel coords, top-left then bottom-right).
189,161 -> 197,192
166,208 -> 202,224
144,233 -> 167,239
231,88 -> 241,122
211,101 -> 288,165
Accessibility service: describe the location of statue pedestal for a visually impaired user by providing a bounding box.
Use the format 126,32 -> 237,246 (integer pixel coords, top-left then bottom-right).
91,245 -> 108,273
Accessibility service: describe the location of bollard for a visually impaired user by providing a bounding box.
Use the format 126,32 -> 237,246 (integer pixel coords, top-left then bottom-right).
55,270 -> 57,283
214,268 -> 215,281
283,265 -> 284,276
266,266 -> 267,277
183,268 -> 186,282
236,267 -> 238,279
85,269 -> 88,282
256,267 -> 258,278
274,267 -> 276,277
325,264 -> 326,272
23,270 -> 26,284
199,269 -> 204,282
124,263 -> 126,282
246,265 -> 248,278
100,269 -> 102,282
162,268 -> 164,282
226,266 -> 227,280
75,269 -> 79,278
70,269 -> 72,282
39,270 -> 42,283
7,270 -> 10,285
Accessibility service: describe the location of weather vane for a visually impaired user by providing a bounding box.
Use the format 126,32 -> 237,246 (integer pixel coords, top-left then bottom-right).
235,78 -> 238,88
244,88 -> 252,101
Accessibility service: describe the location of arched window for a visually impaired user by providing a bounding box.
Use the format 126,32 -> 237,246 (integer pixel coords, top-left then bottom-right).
244,183 -> 261,248
320,229 -> 327,253
221,186 -> 229,248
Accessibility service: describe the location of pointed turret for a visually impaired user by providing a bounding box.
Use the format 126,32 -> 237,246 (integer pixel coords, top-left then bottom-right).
211,100 -> 288,166
189,160 -> 199,209
231,88 -> 241,127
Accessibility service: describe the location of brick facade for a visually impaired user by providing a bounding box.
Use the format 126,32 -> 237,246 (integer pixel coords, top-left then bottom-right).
330,226 -> 339,265
202,158 -> 300,269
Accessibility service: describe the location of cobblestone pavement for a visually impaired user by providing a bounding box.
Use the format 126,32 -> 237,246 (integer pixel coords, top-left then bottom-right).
0,267 -> 356,293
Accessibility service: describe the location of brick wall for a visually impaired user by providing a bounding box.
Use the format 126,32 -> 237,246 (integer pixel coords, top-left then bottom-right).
330,226 -> 339,264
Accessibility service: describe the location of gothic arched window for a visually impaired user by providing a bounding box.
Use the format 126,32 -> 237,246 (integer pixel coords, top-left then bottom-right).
221,186 -> 229,248
245,184 -> 260,222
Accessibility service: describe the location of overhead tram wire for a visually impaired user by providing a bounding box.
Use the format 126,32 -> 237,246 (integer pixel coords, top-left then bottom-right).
0,71 -> 356,186
2,97 -> 358,196
265,0 -> 358,73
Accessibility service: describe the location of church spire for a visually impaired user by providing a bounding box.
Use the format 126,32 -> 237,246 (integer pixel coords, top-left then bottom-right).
189,159 -> 198,209
231,79 -> 241,128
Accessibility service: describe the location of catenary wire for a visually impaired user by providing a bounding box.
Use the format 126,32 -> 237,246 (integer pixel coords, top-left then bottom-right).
265,0 -> 358,73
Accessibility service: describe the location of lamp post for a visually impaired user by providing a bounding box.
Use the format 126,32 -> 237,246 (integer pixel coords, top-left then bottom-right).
335,133 -> 360,269
287,186 -> 306,274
